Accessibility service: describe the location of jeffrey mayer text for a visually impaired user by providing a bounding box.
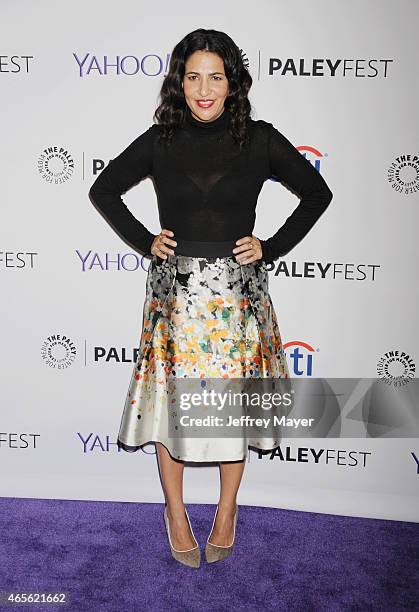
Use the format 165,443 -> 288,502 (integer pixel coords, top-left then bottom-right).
227,415 -> 314,428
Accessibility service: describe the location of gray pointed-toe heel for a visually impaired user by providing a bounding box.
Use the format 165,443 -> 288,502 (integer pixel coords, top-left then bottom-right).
163,506 -> 201,568
205,504 -> 238,564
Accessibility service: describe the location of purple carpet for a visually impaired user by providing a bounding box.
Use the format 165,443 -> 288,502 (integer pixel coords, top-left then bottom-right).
0,497 -> 417,611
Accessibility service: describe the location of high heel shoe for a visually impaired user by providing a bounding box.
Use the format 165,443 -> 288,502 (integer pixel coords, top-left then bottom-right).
163,506 -> 201,568
205,504 -> 238,563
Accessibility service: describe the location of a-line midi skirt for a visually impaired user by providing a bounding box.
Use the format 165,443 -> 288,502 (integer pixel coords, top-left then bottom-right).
117,240 -> 290,462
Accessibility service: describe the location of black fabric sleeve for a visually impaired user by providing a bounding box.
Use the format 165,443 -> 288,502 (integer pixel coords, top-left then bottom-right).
259,123 -> 333,264
88,125 -> 158,256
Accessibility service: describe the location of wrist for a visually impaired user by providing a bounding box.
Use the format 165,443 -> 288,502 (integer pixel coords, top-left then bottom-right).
259,239 -> 274,265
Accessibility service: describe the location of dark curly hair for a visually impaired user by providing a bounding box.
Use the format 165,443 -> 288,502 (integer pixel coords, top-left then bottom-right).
153,28 -> 253,150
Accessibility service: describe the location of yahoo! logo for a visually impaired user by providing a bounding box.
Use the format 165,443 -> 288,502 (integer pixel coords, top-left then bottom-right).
78,433 -> 156,454
73,53 -> 171,77
283,340 -> 317,376
76,250 -> 150,272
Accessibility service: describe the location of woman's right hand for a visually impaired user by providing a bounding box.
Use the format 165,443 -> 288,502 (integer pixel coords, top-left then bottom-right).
151,229 -> 177,259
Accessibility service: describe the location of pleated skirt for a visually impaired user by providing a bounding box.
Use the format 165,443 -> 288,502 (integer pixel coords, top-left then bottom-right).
117,252 -> 290,462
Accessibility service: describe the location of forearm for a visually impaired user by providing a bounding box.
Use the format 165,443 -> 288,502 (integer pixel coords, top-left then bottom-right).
88,125 -> 158,257
261,122 -> 334,264
260,182 -> 333,264
89,182 -> 155,256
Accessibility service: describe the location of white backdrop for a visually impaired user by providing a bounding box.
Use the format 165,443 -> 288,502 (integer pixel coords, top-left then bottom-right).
1,0 -> 418,522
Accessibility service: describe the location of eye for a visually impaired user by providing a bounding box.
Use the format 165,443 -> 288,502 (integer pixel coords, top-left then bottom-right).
186,75 -> 224,81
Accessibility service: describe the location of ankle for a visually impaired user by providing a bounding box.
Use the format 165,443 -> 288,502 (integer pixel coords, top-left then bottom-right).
216,501 -> 237,515
166,503 -> 186,521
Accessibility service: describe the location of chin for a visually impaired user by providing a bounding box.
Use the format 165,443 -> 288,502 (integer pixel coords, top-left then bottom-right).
193,105 -> 221,120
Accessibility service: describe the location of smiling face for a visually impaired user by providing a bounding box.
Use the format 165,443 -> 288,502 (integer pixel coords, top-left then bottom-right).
182,50 -> 229,123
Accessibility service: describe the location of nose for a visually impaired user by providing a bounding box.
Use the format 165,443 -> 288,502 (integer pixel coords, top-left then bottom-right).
199,79 -> 210,97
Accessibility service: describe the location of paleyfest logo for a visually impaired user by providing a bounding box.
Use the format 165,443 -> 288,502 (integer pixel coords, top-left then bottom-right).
38,146 -> 74,184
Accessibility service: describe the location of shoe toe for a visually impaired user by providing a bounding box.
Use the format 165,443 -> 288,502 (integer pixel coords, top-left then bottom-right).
205,542 -> 234,563
173,548 -> 201,568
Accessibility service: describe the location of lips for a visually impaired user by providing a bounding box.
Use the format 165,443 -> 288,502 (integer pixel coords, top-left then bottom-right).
196,100 -> 214,108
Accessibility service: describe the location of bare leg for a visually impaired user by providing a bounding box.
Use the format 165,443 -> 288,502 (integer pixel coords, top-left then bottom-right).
208,458 -> 245,546
155,442 -> 196,550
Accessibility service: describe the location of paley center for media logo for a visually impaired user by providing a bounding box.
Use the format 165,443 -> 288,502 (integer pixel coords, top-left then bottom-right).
41,334 -> 77,369
37,146 -> 74,184
376,349 -> 416,387
387,154 -> 419,195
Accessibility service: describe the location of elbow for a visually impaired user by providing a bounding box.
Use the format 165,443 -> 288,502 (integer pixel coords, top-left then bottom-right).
88,180 -> 103,205
88,184 -> 104,213
320,185 -> 333,211
88,185 -> 97,201
306,178 -> 333,210
89,173 -> 100,198
88,169 -> 105,201
325,186 -> 333,205
88,186 -> 98,208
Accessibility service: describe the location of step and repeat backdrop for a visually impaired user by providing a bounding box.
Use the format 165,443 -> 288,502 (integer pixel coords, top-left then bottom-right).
1,0 -> 418,522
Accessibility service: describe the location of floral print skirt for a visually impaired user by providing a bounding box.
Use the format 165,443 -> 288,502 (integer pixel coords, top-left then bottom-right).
117,254 -> 290,462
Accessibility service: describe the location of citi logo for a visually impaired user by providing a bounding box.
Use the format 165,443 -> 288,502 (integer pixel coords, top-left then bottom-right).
297,145 -> 327,172
270,146 -> 327,183
283,340 -> 317,376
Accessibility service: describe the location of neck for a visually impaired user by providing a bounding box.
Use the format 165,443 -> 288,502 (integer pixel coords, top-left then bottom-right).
184,105 -> 230,132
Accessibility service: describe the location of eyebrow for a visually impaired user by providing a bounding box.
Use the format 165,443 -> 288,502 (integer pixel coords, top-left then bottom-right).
184,71 -> 225,76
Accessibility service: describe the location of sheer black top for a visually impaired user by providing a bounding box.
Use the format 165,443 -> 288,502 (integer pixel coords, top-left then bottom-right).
89,105 -> 333,264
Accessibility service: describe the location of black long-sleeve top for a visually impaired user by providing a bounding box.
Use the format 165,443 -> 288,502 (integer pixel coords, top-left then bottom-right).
89,105 -> 333,264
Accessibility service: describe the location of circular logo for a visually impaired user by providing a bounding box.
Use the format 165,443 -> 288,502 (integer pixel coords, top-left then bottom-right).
377,350 -> 415,386
38,146 -> 74,184
387,154 -> 419,195
41,334 -> 77,369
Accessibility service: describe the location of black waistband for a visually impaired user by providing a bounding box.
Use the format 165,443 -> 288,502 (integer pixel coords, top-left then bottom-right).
172,238 -> 237,258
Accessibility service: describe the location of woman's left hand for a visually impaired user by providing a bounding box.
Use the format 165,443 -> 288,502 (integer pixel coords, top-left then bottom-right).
232,234 -> 263,264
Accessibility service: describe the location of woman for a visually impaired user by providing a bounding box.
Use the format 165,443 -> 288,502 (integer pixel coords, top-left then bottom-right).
89,28 -> 333,568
